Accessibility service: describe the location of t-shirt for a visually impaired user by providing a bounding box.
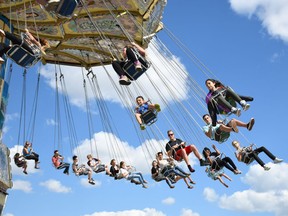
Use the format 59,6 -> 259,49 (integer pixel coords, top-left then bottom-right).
166,138 -> 183,158
202,123 -> 221,140
136,103 -> 149,115
119,168 -> 129,179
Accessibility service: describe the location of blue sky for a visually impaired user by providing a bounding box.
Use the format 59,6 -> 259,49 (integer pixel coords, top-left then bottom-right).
2,1 -> 288,216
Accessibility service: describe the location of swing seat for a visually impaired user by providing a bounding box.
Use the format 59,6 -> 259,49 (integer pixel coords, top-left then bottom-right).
123,56 -> 150,81
141,110 -> 157,126
6,45 -> 40,68
216,131 -> 230,144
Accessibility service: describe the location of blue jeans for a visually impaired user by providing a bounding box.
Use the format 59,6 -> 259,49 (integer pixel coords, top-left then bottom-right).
127,172 -> 145,186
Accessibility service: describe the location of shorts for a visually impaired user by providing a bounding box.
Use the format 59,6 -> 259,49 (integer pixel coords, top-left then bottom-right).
174,146 -> 192,161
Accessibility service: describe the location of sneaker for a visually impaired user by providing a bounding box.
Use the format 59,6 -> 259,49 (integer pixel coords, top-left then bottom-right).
234,169 -> 241,175
23,170 -> 28,175
247,118 -> 255,131
240,100 -> 250,111
187,185 -> 194,189
142,185 -> 148,188
187,165 -> 195,172
154,104 -> 161,112
0,57 -> 4,64
273,158 -> 283,164
169,185 -> 175,189
134,60 -> 142,72
200,159 -> 210,166
190,180 -> 196,184
140,124 -> 146,130
119,75 -> 131,85
89,180 -> 95,185
263,165 -> 271,171
231,107 -> 241,117
230,120 -> 239,133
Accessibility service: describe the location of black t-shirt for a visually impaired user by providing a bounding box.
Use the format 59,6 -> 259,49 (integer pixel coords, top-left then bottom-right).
151,166 -> 158,175
166,138 -> 183,157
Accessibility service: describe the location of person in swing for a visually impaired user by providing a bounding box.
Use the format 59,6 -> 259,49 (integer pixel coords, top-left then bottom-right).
134,96 -> 161,130
202,114 -> 255,143
22,141 -> 40,169
205,79 -> 253,126
0,28 -> 50,64
232,140 -> 283,171
52,150 -> 70,175
112,41 -> 147,85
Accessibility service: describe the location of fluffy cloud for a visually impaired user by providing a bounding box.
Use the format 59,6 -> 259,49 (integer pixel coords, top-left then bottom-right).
12,180 -> 32,193
203,163 -> 288,216
180,209 -> 200,216
39,179 -> 72,193
83,208 -> 166,216
229,0 -> 288,43
161,197 -> 175,205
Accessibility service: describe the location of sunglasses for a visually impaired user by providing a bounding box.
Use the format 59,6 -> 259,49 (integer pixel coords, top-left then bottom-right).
168,133 -> 174,136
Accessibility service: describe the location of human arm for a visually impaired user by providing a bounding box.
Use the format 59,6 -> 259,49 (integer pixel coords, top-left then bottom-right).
212,145 -> 221,155
25,29 -> 41,48
131,42 -> 146,57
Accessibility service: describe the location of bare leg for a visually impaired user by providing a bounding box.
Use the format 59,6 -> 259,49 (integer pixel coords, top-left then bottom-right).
135,113 -> 143,125
217,176 -> 228,188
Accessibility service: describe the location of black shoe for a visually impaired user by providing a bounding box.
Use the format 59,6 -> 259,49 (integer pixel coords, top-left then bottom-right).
200,159 -> 209,166
89,181 -> 95,185
188,165 -> 195,173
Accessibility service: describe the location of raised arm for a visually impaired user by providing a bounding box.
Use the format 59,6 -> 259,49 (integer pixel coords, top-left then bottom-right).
131,42 -> 146,57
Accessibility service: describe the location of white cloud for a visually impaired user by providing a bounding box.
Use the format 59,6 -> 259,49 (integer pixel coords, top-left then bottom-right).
161,197 -> 175,205
229,0 -> 288,43
12,180 -> 32,193
83,208 -> 166,216
203,162 -> 288,216
39,179 -> 72,193
180,209 -> 200,216
203,187 -> 219,202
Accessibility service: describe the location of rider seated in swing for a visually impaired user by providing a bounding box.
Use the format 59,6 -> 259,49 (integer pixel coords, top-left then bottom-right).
202,145 -> 241,175
52,150 -> 70,175
0,28 -> 50,64
135,96 -> 161,130
205,165 -> 232,188
232,140 -> 283,171
14,153 -> 28,174
155,151 -> 196,189
205,79 -> 253,126
202,114 -> 255,143
86,154 -> 110,175
72,155 -> 95,185
112,42 -> 147,85
22,141 -> 40,169
165,130 -> 208,173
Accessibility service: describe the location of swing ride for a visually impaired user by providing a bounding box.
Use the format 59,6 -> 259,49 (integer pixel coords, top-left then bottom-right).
0,1 -> 284,215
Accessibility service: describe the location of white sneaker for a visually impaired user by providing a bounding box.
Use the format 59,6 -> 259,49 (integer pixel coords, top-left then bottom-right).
134,60 -> 142,72
231,107 -> 241,117
119,75 -> 131,85
273,158 -> 283,164
240,100 -> 250,111
0,57 -> 4,64
263,165 -> 270,171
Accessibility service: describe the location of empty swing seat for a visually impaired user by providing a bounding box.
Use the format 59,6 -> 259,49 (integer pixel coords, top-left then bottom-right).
123,56 -> 150,81
141,110 -> 157,126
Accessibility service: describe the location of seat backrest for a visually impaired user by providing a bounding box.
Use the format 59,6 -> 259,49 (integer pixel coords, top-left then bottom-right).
57,0 -> 78,17
7,45 -> 40,68
141,110 -> 157,125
